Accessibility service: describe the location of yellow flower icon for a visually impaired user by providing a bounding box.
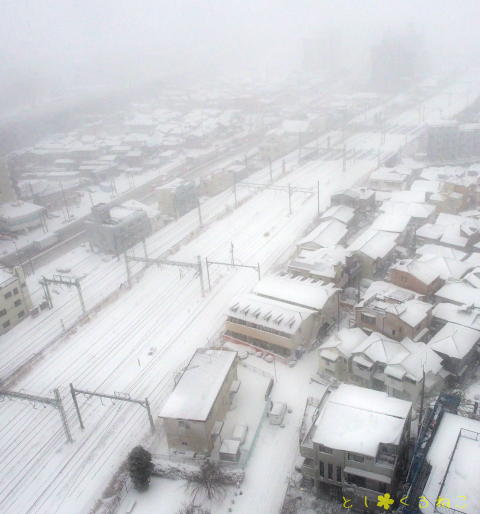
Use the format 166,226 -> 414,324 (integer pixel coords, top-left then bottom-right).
377,493 -> 395,510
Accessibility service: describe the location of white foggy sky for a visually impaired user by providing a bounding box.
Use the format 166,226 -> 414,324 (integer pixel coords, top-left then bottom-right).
1,0 -> 479,106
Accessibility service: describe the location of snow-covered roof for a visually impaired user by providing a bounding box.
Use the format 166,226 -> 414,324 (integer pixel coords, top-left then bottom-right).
321,205 -> 355,225
288,246 -> 350,280
159,349 -> 237,421
370,168 -> 407,183
380,200 -> 435,221
464,267 -> 480,289
0,201 -> 45,221
428,323 -> 480,360
253,275 -> 337,311
348,229 -> 398,260
297,219 -> 348,249
360,280 -> 417,305
0,268 -> 16,287
416,243 -> 467,261
312,384 -> 411,457
422,413 -> 480,514
371,213 -> 411,233
362,295 -> 432,327
389,190 -> 427,204
390,258 -> 441,285
436,281 -> 480,306
227,292 -> 316,335
319,327 -> 368,360
433,302 -> 480,332
411,179 -> 442,193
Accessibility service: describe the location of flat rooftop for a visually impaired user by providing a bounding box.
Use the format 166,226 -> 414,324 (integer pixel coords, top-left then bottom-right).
159,349 -> 237,422
312,384 -> 411,457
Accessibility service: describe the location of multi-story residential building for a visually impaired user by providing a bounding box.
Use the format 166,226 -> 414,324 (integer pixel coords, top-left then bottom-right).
297,218 -> 348,250
355,291 -> 432,342
347,229 -> 399,279
224,292 -> 319,358
299,384 -> 412,510
427,121 -> 459,162
85,202 -> 152,256
428,323 -> 480,380
225,275 -> 339,358
330,187 -> 375,213
0,266 -> 33,334
155,179 -> 197,218
288,247 -> 361,287
388,254 -> 471,296
159,348 -> 238,455
0,201 -> 46,233
318,330 -> 445,402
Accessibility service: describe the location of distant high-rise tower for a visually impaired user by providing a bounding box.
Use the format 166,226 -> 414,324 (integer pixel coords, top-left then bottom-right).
370,30 -> 423,92
0,158 -> 16,204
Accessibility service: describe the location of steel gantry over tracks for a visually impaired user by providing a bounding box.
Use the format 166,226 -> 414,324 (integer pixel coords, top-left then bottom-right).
0,388 -> 73,443
124,253 -> 205,297
39,274 -> 87,315
69,383 -> 155,433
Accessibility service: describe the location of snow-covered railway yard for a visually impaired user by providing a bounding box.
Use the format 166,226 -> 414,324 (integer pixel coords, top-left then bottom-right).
0,75 -> 479,514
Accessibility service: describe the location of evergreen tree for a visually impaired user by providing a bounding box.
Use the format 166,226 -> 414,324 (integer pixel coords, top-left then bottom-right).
128,445 -> 154,492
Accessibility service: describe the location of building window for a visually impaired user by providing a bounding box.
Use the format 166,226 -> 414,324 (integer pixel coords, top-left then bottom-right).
0,309 -> 6,317
347,452 -> 365,463
336,466 -> 342,482
2,320 -> 10,329
319,461 -> 324,477
345,474 -> 366,488
14,299 -> 21,307
360,313 -> 376,326
4,291 -> 12,299
328,463 -> 333,480
318,444 -> 333,454
18,311 -> 25,319
13,287 -> 19,295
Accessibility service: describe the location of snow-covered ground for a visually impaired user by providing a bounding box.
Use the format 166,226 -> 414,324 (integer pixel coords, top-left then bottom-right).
0,74 -> 479,514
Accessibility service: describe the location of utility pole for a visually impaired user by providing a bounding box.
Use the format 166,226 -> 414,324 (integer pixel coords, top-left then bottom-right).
70,382 -> 84,430
196,196 -> 203,228
142,239 -> 148,260
60,181 -> 71,220
197,255 -> 205,297
288,184 -> 292,215
418,366 -> 426,437
230,242 -> 235,266
232,172 -> 238,209
205,257 -> 211,291
317,181 -> 320,216
124,252 -> 132,288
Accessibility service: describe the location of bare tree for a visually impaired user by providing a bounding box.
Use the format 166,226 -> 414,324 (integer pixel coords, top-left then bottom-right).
186,460 -> 228,501
176,500 -> 211,514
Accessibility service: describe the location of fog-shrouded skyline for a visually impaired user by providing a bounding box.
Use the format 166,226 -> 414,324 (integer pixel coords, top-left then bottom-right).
1,0 -> 480,115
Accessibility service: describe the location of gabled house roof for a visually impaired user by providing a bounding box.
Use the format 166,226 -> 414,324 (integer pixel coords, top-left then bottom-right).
428,323 -> 480,360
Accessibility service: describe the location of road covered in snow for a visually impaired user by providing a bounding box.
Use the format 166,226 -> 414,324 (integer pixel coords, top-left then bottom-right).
0,74 -> 479,514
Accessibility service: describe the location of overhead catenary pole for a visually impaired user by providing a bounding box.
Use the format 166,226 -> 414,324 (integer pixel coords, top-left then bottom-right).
196,196 -> 203,228
205,257 -> 212,291
76,278 -> 86,316
69,384 -> 155,433
232,172 -> 238,208
124,252 -> 132,287
0,388 -> 73,444
197,255 -> 205,297
317,180 -> 320,216
59,181 -> 71,221
70,382 -> 84,430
